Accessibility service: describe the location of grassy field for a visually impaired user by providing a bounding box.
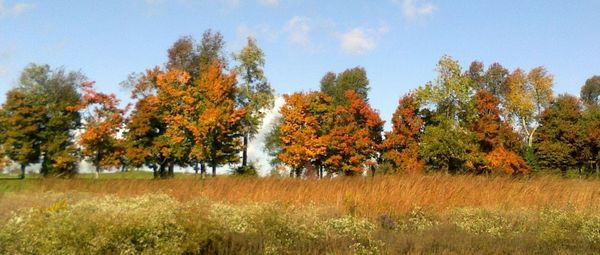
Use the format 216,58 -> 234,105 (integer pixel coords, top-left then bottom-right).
1,173 -> 600,254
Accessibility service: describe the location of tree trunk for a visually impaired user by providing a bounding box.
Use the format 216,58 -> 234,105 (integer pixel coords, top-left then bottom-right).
168,163 -> 174,177
212,164 -> 217,177
242,133 -> 249,167
159,163 -> 167,178
201,162 -> 206,179
40,152 -> 48,176
94,151 -> 101,179
194,162 -> 199,176
151,164 -> 158,178
319,165 -> 323,179
20,164 -> 25,179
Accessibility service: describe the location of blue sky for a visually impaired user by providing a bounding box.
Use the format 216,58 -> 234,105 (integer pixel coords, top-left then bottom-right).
2,0 -> 599,174
2,0 -> 600,124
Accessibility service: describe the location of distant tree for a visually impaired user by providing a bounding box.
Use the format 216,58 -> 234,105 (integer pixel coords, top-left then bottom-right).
417,56 -> 479,173
419,119 -> 479,173
197,30 -> 228,75
0,89 -> 43,178
166,30 -> 228,80
264,116 -> 284,169
167,36 -> 196,73
580,103 -> 600,175
325,91 -> 383,176
73,82 -> 127,178
505,67 -> 554,148
580,75 -> 600,106
381,93 -> 424,174
233,37 -> 274,168
417,55 -> 475,124
16,64 -> 84,177
534,94 -> 583,175
471,90 -> 528,174
320,67 -> 369,105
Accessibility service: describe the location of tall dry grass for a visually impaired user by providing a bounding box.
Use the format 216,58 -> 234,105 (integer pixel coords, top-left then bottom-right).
5,174 -> 600,217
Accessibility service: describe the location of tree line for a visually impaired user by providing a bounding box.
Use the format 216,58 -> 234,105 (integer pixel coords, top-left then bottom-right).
0,29 -> 599,178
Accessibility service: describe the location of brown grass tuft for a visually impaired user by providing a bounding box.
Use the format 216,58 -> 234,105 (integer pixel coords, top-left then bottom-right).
3,174 -> 599,218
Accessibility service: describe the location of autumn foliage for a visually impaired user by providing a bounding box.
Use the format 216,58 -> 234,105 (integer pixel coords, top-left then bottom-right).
1,33 -> 600,178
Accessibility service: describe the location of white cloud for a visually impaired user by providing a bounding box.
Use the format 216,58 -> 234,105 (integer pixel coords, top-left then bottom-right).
236,23 -> 278,42
231,23 -> 278,52
0,0 -> 35,18
0,46 -> 15,77
247,96 -> 284,176
397,0 -> 436,19
284,16 -> 311,47
258,0 -> 279,7
338,24 -> 388,55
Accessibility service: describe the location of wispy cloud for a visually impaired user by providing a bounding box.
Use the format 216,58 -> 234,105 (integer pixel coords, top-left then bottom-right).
284,16 -> 311,48
0,0 -> 35,18
258,0 -> 279,7
0,46 -> 16,78
231,23 -> 279,51
338,24 -> 388,55
396,0 -> 436,19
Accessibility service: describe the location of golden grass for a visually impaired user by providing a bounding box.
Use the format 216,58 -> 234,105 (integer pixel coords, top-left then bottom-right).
4,174 -> 600,218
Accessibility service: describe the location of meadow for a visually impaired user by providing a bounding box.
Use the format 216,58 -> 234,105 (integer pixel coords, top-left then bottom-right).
1,172 -> 600,254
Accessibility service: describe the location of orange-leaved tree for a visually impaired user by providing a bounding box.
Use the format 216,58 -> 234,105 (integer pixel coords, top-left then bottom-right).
193,60 -> 246,177
155,69 -> 194,176
73,82 -> 128,178
125,68 -> 176,178
278,91 -> 333,177
472,89 -> 528,174
381,93 -> 424,174
325,91 -> 383,176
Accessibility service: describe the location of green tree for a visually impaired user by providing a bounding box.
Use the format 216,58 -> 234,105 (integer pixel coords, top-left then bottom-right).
580,103 -> 600,176
417,55 -> 475,124
320,67 -> 369,105
0,89 -> 43,178
580,75 -> 600,106
419,119 -> 479,173
166,30 -> 228,80
233,37 -> 274,168
17,64 -> 83,177
416,56 -> 479,172
534,94 -> 582,175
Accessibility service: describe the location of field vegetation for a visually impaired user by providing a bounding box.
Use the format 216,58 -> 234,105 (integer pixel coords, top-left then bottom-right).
2,174 -> 600,254
2,28 -> 600,254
